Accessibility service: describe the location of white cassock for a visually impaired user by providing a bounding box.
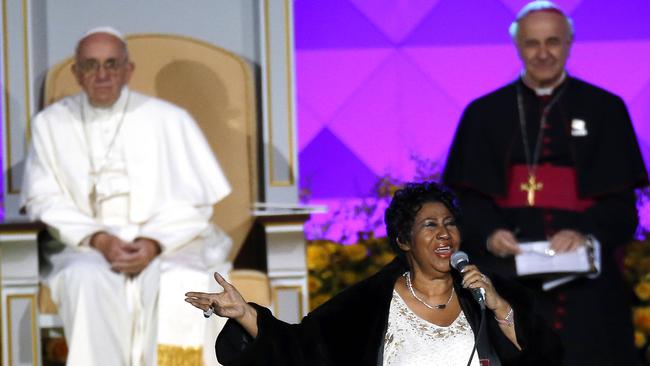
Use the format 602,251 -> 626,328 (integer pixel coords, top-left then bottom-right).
21,87 -> 231,366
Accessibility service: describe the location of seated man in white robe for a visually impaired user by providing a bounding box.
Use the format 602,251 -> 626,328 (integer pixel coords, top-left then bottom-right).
21,26 -> 232,366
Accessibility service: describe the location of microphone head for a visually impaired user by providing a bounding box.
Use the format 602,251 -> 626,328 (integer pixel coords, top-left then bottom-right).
450,251 -> 469,270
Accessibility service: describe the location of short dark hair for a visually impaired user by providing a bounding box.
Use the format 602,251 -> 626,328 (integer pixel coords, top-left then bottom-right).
384,181 -> 462,257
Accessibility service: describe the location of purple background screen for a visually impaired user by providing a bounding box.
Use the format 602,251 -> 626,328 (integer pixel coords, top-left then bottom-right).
294,0 -> 650,241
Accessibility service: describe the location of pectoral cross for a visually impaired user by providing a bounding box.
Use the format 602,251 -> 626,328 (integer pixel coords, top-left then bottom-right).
520,174 -> 543,206
88,172 -> 100,217
89,182 -> 98,217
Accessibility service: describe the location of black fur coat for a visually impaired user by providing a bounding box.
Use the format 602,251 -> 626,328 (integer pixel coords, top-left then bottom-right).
216,257 -> 562,365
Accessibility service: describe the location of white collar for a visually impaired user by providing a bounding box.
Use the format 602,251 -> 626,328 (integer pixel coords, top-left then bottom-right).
520,71 -> 567,96
81,86 -> 130,121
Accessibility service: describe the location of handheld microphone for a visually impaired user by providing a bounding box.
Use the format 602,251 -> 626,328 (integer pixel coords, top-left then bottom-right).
450,251 -> 486,310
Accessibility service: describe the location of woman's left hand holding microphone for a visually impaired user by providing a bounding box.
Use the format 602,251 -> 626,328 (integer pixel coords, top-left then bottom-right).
460,265 -> 515,324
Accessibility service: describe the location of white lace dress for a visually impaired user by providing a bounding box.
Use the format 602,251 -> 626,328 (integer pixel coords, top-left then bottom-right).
383,290 -> 480,366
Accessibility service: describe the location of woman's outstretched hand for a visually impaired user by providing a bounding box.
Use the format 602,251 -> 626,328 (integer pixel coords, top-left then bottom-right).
185,272 -> 259,337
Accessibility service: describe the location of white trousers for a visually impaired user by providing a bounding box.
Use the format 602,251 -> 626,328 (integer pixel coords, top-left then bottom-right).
45,237 -> 231,366
48,247 -> 160,366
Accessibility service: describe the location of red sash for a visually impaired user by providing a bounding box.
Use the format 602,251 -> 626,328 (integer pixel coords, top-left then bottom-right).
495,165 -> 595,212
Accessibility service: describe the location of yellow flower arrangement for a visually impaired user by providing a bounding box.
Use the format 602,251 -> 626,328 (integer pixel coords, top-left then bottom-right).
341,244 -> 367,262
636,282 -> 650,302
636,306 -> 650,333
305,234 -> 396,311
307,244 -> 331,271
340,270 -> 359,286
623,187 -> 650,363
304,159 -> 442,311
308,276 -> 323,293
310,294 -> 331,310
638,331 -> 648,349
374,251 -> 397,266
304,175 -> 404,310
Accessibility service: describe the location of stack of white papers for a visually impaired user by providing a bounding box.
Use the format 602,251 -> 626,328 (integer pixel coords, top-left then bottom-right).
515,240 -> 600,290
516,241 -> 592,276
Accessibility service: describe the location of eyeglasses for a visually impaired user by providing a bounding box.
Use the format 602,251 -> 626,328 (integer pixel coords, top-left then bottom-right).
75,58 -> 128,75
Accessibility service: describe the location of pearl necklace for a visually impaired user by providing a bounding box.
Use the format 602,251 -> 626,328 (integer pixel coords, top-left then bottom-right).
403,272 -> 454,310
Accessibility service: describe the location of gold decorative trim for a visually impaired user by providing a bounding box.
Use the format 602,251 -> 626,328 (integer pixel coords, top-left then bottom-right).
2,0 -> 11,197
262,220 -> 308,227
3,0 -> 31,194
21,0 -> 30,143
0,225 -> 41,236
272,285 -> 304,319
283,0 -> 296,186
6,294 -> 38,366
263,0 -> 276,184
265,0 -> 295,187
0,229 -> 40,235
157,344 -> 202,366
